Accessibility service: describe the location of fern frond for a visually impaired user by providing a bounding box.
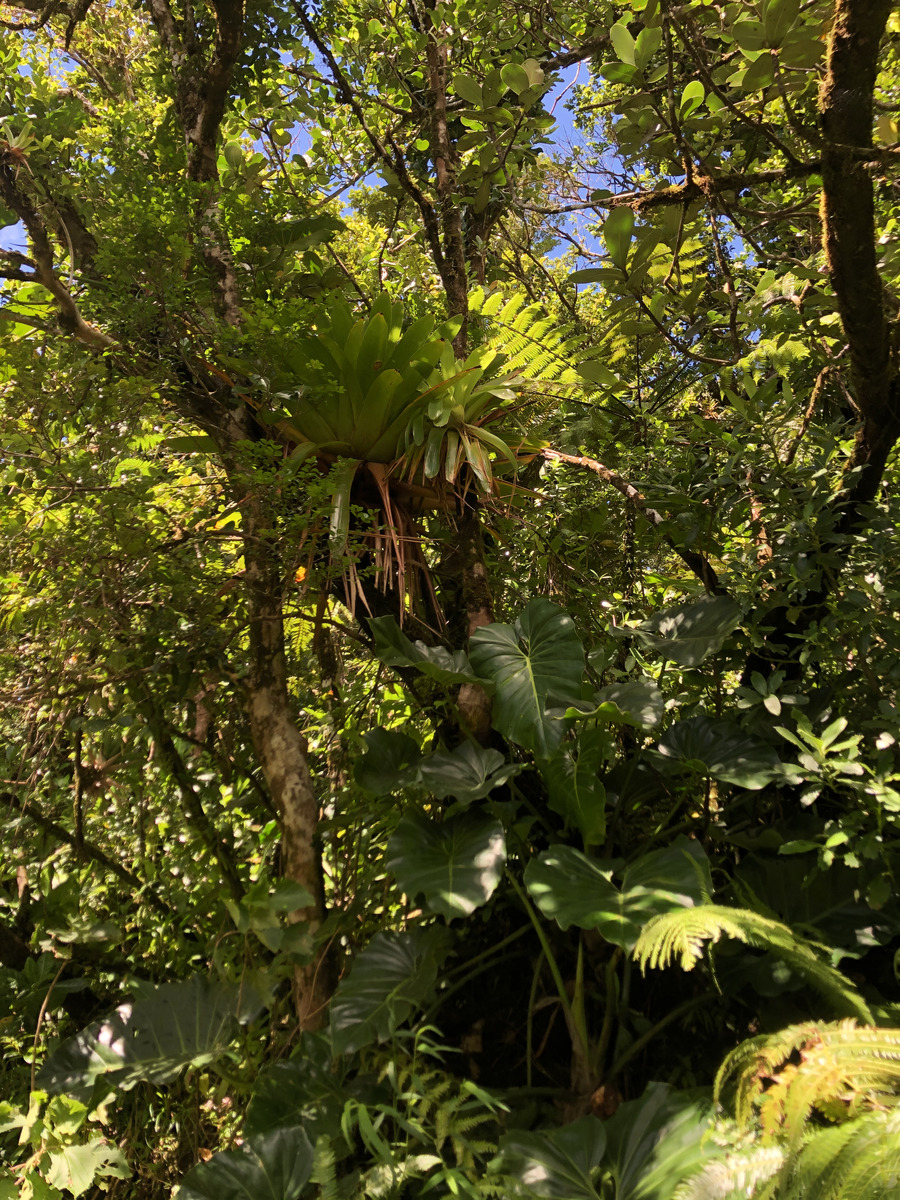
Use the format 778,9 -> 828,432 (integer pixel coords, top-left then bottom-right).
469,287 -> 596,386
633,904 -> 872,1023
717,1021 -> 900,1137
769,1107 -> 900,1199
672,1146 -> 784,1200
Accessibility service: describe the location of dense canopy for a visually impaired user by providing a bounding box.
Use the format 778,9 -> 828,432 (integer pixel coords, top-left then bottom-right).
3,0 -> 900,1195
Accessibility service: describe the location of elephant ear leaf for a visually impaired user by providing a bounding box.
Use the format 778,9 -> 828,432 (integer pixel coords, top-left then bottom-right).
469,597 -> 585,755
633,595 -> 741,666
491,1115 -> 607,1199
177,1127 -> 314,1200
386,810 -> 506,919
524,837 -> 712,951
330,929 -> 448,1055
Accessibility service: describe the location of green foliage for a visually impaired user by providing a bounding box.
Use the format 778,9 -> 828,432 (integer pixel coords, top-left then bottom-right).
5,0 -> 900,1196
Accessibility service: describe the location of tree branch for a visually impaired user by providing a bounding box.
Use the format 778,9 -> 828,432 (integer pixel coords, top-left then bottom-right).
541,450 -> 726,595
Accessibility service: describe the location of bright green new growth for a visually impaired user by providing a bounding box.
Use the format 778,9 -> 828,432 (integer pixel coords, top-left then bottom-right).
633,905 -> 872,1022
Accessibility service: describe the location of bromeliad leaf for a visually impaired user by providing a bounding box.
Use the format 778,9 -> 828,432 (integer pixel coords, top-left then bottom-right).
524,838 -> 712,951
655,715 -> 781,789
632,595 -> 742,666
385,810 -> 506,919
369,616 -> 489,686
469,597 -> 585,756
176,1126 -> 314,1200
491,1114 -> 606,1199
330,928 -> 448,1055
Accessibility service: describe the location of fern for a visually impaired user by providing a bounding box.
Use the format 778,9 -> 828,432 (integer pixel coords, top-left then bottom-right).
469,288 -> 596,387
633,904 -> 872,1022
717,1021 -> 900,1136
672,1146 -> 784,1199
774,1108 -> 900,1199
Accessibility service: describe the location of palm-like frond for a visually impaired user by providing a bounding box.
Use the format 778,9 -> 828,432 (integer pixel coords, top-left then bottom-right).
470,289 -> 595,386
633,905 -> 871,1023
717,1021 -> 900,1135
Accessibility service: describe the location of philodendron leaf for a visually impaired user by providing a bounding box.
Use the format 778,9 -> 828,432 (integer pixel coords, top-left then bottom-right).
632,595 -> 742,666
176,1126 -> 314,1200
418,741 -> 522,804
38,976 -> 240,1101
369,616 -> 488,686
592,679 -> 664,728
330,928 -> 447,1055
469,597 -> 585,756
354,728 -> 422,795
602,1082 -> 720,1200
656,715 -> 781,789
491,1114 -> 606,1199
386,810 -> 506,919
524,837 -> 712,951
540,728 -> 608,845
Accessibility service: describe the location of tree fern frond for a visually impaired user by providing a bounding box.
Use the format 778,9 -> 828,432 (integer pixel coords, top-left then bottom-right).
672,1146 -> 784,1200
469,287 -> 595,385
717,1021 -> 900,1136
633,904 -> 872,1023
770,1108 -> 900,1199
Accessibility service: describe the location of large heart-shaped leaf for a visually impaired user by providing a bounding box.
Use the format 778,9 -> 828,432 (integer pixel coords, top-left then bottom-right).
632,596 -> 742,666
330,928 -> 447,1055
602,1082 -> 720,1200
386,810 -> 506,919
38,976 -> 240,1100
593,679 -> 664,728
354,728 -> 422,795
491,1115 -> 606,1198
245,1033 -> 346,1142
469,598 -> 585,755
369,616 -> 488,686
540,728 -> 608,845
524,837 -> 712,951
176,1126 -> 314,1200
656,715 -> 781,789
418,742 -> 521,804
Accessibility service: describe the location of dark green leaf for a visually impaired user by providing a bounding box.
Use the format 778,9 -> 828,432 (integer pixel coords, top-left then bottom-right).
491,1115 -> 606,1198
38,977 -> 240,1100
386,810 -> 506,919
656,715 -> 782,789
329,929 -> 446,1055
177,1127 -> 314,1200
603,207 -> 635,269
632,595 -> 742,666
369,616 -> 488,686
540,728 -> 608,845
525,837 -> 712,950
354,728 -> 422,795
602,1082 -> 719,1200
469,598 -> 585,755
417,741 -> 522,803
593,679 -> 664,728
